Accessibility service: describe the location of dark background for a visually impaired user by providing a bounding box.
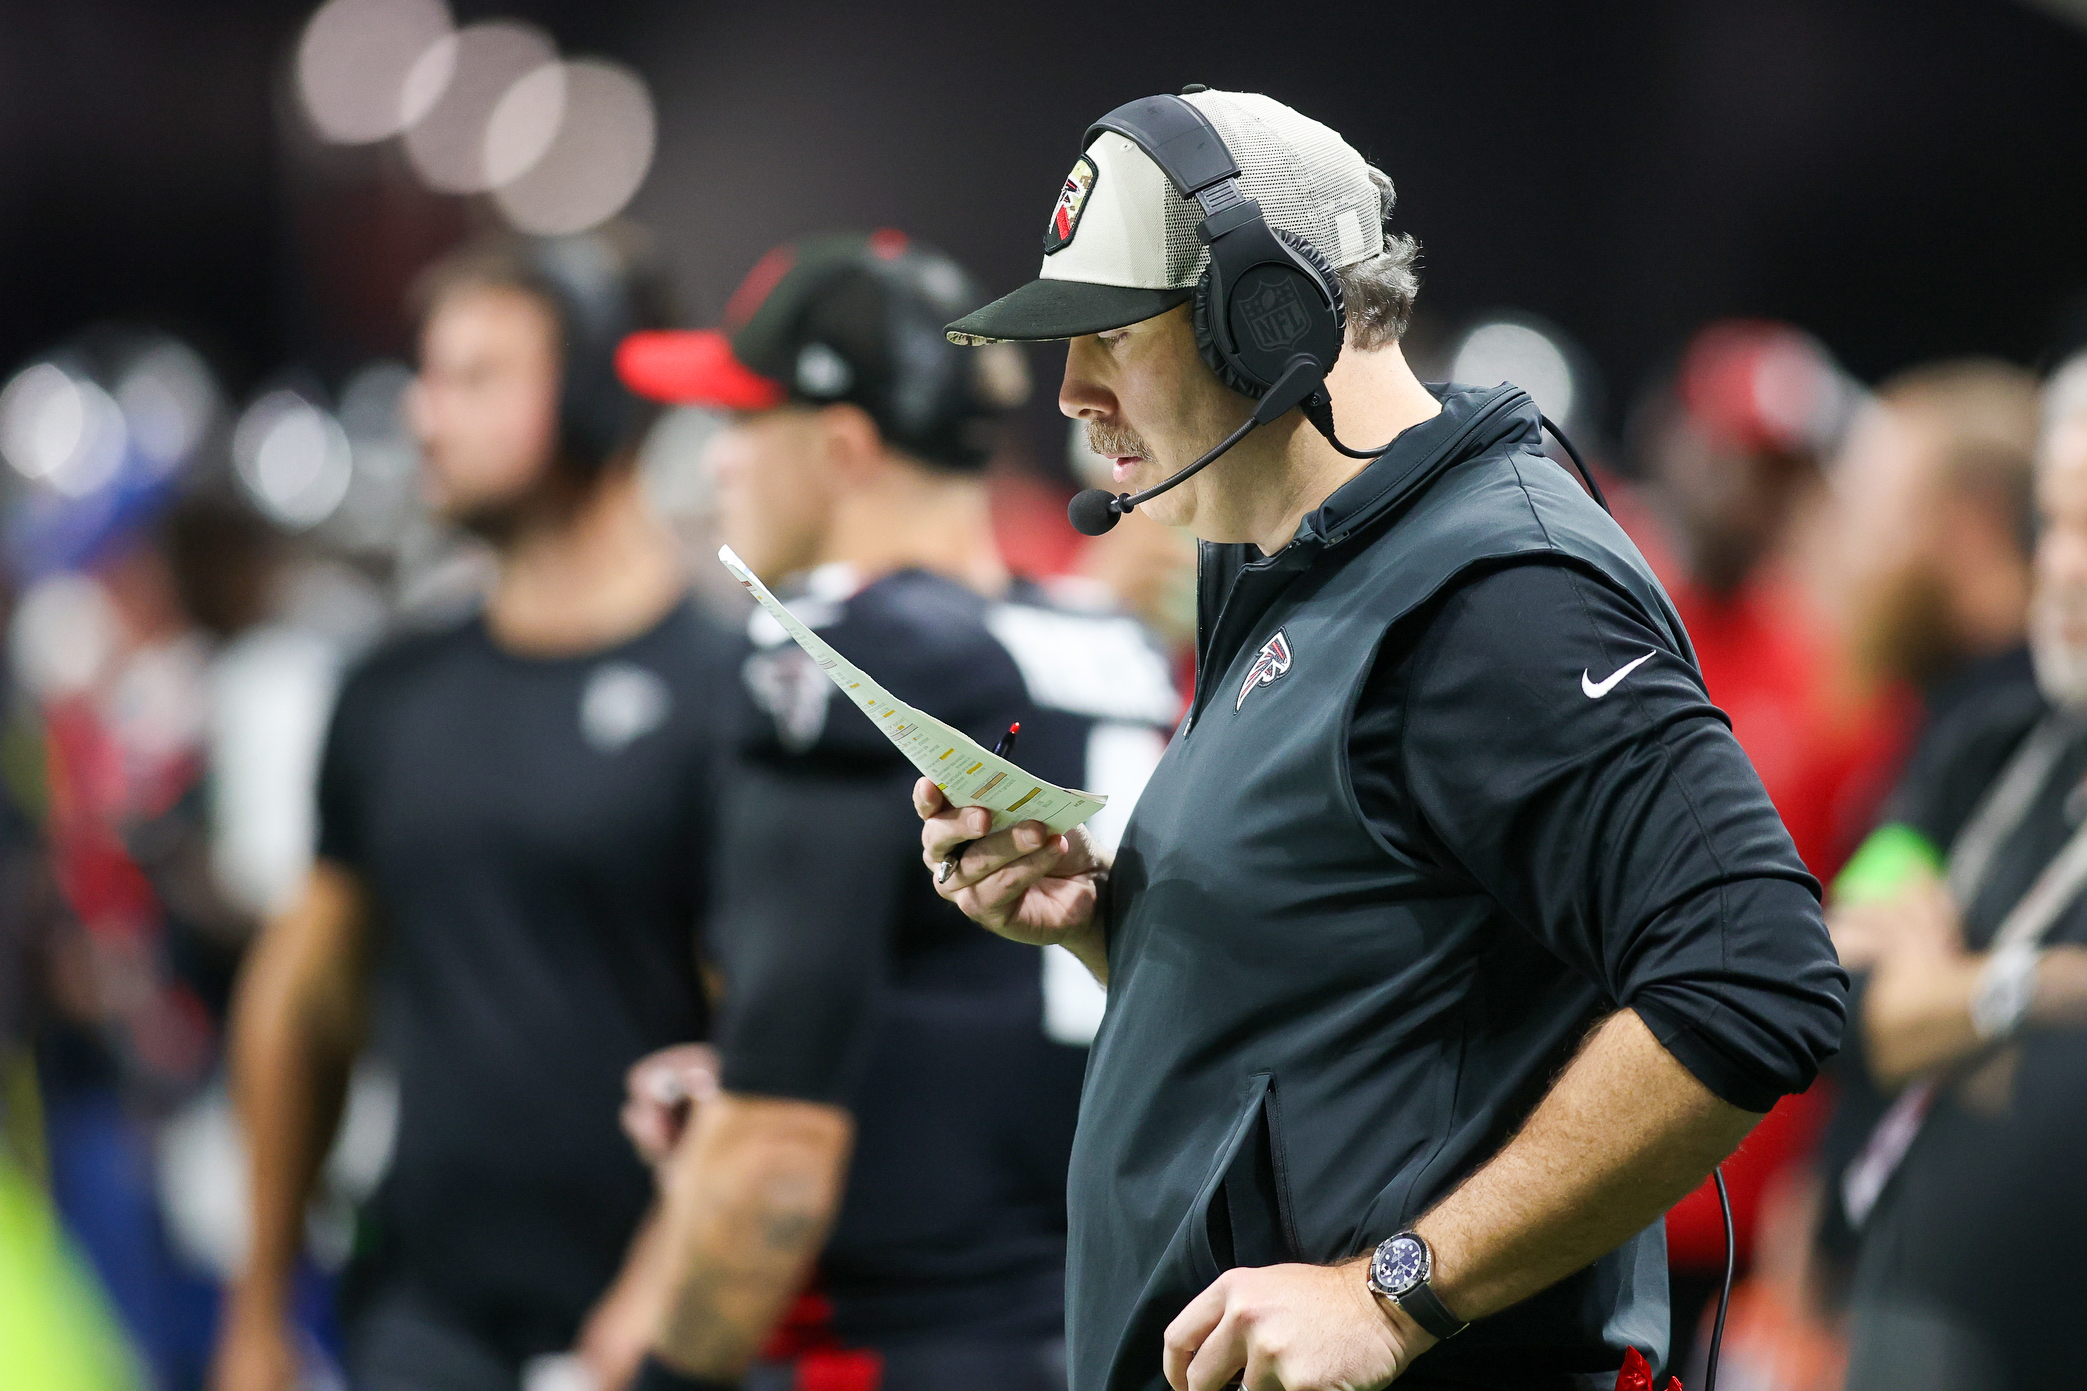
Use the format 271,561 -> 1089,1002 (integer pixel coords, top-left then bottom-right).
4,0 -> 2085,457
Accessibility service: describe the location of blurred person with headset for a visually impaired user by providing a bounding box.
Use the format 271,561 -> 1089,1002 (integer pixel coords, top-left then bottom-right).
1821,351 -> 2087,1389
211,226 -> 730,1391
607,230 -> 1179,1391
918,88 -> 1847,1390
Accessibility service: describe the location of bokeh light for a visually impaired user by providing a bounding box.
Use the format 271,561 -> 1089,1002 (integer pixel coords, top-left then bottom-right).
8,571 -> 121,699
233,390 -> 354,530
491,58 -> 656,234
114,338 -> 219,476
401,20 -> 556,194
331,361 -> 423,548
483,61 -> 566,188
0,362 -> 129,498
1451,318 -> 1579,427
296,0 -> 455,144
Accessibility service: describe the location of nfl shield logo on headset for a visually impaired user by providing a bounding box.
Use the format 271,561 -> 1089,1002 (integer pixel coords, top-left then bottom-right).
1236,631 -> 1293,710
1239,278 -> 1313,353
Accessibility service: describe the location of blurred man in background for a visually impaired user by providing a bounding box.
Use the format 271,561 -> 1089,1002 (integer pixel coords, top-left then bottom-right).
1804,358 -> 2044,1282
1832,360 -> 2043,759
611,231 -> 1178,1391
1662,358 -> 2042,1390
212,228 -> 726,1391
1824,351 -> 2087,1390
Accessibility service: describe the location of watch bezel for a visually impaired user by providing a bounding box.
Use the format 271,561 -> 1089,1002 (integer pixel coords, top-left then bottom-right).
1367,1231 -> 1431,1300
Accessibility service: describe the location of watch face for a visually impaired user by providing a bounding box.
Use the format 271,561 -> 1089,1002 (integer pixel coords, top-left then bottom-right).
1373,1236 -> 1427,1297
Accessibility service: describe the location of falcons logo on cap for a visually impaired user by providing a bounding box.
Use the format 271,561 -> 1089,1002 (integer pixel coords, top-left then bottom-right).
1044,155 -> 1098,256
1236,631 -> 1293,711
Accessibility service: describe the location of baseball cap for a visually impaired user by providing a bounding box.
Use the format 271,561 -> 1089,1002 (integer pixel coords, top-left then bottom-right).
947,90 -> 1388,346
618,231 -> 1029,469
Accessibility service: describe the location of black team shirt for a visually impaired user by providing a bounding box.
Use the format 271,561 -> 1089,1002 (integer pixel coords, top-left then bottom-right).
713,565 -> 1179,1349
316,600 -> 725,1360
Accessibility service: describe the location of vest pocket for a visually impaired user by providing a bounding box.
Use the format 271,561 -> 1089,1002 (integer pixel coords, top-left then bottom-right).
1187,1073 -> 1301,1285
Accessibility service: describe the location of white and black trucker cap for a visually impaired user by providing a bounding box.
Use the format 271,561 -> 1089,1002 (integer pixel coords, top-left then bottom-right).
947,90 -> 1387,345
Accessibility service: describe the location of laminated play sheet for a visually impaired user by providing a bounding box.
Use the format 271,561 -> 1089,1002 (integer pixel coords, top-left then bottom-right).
719,545 -> 1107,836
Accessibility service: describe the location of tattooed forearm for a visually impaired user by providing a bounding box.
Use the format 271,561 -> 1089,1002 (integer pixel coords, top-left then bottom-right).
650,1092 -> 854,1379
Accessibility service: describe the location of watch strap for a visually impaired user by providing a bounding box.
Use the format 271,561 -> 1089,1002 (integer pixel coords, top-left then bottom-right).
1393,1276 -> 1468,1341
1369,1231 -> 1469,1341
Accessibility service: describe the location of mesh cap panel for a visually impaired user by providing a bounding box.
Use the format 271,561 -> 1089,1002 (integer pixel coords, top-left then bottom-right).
945,89 -> 1394,344
1155,90 -> 1385,287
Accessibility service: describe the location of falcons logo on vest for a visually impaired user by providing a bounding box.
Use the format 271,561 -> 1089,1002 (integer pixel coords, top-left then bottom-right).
1236,630 -> 1293,711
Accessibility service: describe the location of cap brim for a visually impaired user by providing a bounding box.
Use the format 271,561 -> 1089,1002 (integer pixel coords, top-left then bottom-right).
945,279 -> 1193,345
616,330 -> 787,410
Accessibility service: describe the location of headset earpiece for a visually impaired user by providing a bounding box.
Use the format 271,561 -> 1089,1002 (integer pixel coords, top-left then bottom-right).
1193,226 -> 1344,399
1191,273 -> 1255,399
523,233 -> 655,474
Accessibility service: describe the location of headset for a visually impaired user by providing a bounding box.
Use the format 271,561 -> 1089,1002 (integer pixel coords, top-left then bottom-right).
1066,89 -> 1610,536
522,231 -> 660,474
1067,89 -> 1347,535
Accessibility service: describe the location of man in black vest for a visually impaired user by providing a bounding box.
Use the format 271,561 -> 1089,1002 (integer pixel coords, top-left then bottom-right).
919,89 -> 1847,1391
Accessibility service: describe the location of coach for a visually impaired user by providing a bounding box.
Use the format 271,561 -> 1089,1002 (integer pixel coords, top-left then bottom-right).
917,88 -> 1846,1391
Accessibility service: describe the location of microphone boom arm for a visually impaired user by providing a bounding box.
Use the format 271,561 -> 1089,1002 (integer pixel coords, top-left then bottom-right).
1068,357 -> 1327,536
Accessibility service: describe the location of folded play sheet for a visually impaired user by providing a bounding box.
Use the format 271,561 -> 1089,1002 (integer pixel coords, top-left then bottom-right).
719,546 -> 1107,836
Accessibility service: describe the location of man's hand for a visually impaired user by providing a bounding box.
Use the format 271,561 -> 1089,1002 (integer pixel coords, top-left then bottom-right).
621,1044 -> 721,1169
1828,871 -> 1957,972
1162,1260 -> 1433,1391
914,779 -> 1108,976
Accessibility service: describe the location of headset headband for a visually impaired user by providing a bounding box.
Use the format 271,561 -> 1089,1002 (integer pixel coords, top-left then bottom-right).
1085,95 -> 1240,202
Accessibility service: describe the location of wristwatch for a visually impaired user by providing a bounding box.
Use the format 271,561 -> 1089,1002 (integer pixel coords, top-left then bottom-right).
1970,942 -> 2043,1041
1366,1231 -> 1468,1340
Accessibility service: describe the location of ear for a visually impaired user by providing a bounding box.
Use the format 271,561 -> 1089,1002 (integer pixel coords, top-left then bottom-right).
816,403 -> 888,488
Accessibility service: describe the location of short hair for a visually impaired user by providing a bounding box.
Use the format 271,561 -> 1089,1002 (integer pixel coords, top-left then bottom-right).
407,224 -> 670,472
1879,358 -> 2039,548
1334,166 -> 1422,351
407,222 -> 667,334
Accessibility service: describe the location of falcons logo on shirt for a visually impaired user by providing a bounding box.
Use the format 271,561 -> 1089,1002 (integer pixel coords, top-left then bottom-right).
1236,631 -> 1293,711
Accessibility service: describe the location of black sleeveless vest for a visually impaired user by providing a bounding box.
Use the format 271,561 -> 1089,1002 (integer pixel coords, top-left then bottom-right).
1067,386 -> 1689,1391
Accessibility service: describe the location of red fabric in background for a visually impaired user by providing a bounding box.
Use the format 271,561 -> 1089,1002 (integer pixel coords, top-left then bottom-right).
988,468 -> 1081,580
1671,575 -> 1914,881
1665,1077 -> 1832,1268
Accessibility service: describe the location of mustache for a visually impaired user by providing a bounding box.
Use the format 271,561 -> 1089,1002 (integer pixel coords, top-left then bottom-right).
1085,421 -> 1151,460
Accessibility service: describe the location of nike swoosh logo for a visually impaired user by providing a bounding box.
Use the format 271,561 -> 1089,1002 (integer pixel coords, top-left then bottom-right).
1581,651 -> 1655,699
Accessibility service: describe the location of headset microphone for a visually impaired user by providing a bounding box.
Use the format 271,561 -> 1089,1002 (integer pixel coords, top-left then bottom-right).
1068,356 -> 1326,536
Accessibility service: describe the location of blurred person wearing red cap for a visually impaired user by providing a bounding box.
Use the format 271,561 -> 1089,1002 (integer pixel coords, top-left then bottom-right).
212,229 -> 730,1391
1635,319 -> 1905,878
612,232 -> 1177,1391
1812,351 -> 2087,1389
919,89 -> 1844,1391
